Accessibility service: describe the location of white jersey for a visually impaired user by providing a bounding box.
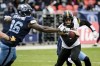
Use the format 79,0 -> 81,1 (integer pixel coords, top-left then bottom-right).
58,16 -> 80,49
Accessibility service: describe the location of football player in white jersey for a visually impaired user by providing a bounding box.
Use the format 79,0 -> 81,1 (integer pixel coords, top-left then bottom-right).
55,10 -> 98,66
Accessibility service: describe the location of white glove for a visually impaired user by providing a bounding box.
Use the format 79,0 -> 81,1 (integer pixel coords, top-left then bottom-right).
60,26 -> 70,33
64,28 -> 70,33
92,31 -> 99,39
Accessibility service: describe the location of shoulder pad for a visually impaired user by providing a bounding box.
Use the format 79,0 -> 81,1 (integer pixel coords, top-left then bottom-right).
30,20 -> 37,24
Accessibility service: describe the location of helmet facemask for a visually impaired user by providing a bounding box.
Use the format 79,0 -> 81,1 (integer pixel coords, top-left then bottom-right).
17,4 -> 32,17
63,10 -> 74,28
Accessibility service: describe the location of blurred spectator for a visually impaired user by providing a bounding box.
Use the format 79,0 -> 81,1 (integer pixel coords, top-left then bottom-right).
4,2 -> 17,16
73,5 -> 79,16
72,0 -> 81,5
43,0 -> 57,14
61,0 -> 67,6
57,5 -> 65,14
12,0 -> 26,9
38,15 -> 43,44
78,0 -> 88,11
35,1 -> 43,11
65,5 -> 78,16
93,0 -> 100,11
28,0 -> 35,7
43,0 -> 54,6
2,2 -> 16,33
66,0 -> 81,5
0,0 -> 6,12
65,5 -> 74,11
78,0 -> 97,11
12,0 -> 19,8
73,5 -> 79,11
34,5 -> 42,11
87,0 -> 96,10
0,0 -> 6,23
29,0 -> 44,11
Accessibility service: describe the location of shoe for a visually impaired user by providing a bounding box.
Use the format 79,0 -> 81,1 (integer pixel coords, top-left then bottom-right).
93,43 -> 98,46
93,44 -> 98,46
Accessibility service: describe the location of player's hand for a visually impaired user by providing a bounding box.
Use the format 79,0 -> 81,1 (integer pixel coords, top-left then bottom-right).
92,31 -> 99,39
60,27 -> 70,34
9,36 -> 16,41
70,30 -> 79,36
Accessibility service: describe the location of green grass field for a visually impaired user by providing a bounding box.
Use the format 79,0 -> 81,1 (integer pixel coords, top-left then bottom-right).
12,48 -> 100,66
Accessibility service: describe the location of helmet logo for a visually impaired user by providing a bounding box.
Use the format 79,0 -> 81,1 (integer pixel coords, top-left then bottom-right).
66,11 -> 69,18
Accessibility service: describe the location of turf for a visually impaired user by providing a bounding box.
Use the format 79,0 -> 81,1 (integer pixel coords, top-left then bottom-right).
12,48 -> 100,66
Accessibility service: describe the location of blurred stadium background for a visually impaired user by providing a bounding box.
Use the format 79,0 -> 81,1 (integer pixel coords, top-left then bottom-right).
0,0 -> 100,66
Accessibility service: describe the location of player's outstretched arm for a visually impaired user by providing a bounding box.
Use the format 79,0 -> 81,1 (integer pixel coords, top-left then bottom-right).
28,22 -> 61,33
0,31 -> 16,41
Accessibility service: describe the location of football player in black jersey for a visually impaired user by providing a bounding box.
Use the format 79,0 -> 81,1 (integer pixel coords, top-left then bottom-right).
57,37 -> 91,66
55,10 -> 98,66
0,4 -> 63,66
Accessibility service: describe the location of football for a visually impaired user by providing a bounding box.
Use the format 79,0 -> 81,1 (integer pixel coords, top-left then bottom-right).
68,31 -> 76,38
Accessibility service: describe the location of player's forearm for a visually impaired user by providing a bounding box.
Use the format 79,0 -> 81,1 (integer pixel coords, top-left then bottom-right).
83,20 -> 96,32
80,20 -> 95,31
29,23 -> 61,33
0,31 -> 9,40
80,19 -> 91,26
42,26 -> 61,33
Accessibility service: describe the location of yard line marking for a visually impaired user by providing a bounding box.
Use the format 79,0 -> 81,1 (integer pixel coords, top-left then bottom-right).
16,44 -> 100,50
15,60 -> 100,64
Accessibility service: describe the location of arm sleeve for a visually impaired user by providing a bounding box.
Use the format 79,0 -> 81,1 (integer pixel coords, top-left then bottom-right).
79,19 -> 95,32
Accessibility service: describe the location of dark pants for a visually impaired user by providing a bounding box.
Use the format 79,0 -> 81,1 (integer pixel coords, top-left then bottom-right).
55,45 -> 82,66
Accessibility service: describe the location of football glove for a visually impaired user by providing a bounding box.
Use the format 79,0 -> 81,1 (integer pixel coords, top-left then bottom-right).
60,26 -> 70,34
4,16 -> 12,22
9,36 -> 16,41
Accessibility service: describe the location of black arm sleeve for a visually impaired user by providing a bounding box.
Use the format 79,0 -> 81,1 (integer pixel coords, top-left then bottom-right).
79,19 -> 95,32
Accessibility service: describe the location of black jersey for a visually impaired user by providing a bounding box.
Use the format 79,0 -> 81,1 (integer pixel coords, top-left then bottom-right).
1,15 -> 35,47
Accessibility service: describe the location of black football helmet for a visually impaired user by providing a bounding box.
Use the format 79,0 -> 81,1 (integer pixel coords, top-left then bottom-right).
63,10 -> 74,28
17,4 -> 32,16
63,10 -> 73,22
